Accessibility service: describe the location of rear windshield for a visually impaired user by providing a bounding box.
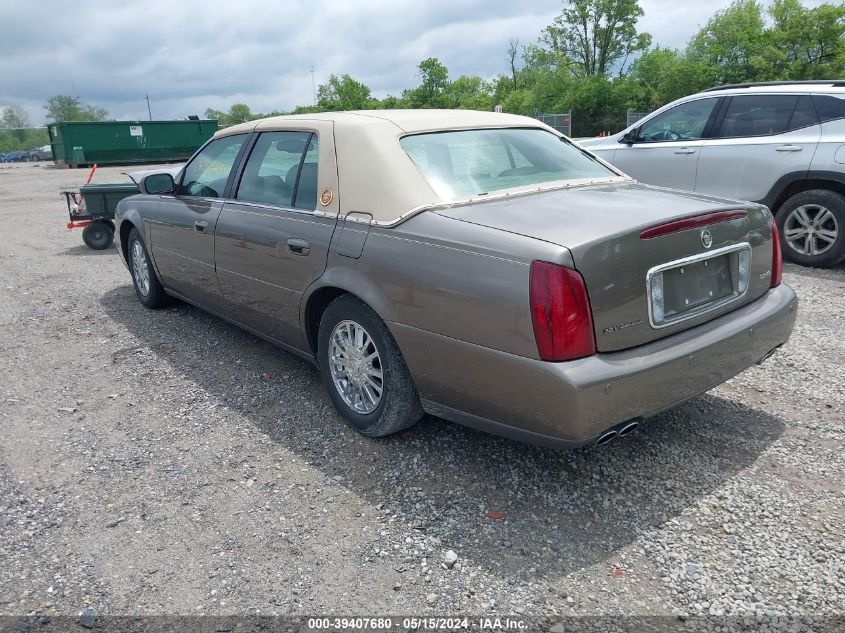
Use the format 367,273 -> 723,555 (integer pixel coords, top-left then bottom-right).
400,128 -> 614,201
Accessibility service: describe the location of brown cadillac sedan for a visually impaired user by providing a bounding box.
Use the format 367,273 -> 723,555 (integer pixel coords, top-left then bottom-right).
114,110 -> 797,447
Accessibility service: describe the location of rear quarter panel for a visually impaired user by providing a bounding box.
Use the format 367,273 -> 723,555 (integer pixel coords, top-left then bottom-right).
810,118 -> 845,171
314,212 -> 561,360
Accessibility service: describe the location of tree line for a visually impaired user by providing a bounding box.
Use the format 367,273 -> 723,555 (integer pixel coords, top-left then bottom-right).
204,0 -> 845,135
3,0 -> 844,153
0,96 -> 110,153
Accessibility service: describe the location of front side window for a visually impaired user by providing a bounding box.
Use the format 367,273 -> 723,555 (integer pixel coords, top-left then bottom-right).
236,131 -> 318,209
637,98 -> 718,143
715,95 -> 802,138
178,134 -> 246,198
399,128 -> 613,201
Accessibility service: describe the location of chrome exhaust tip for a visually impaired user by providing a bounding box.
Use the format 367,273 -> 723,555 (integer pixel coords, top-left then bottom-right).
596,430 -> 618,446
618,421 -> 640,437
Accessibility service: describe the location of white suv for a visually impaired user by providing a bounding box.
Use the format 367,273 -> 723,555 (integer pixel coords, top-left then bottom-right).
581,81 -> 845,268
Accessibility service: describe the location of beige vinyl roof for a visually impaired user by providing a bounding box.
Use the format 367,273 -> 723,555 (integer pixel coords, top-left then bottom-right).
218,109 -> 555,136
215,110 -> 625,225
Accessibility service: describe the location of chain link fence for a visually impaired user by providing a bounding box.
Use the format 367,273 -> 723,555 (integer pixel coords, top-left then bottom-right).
534,112 -> 572,136
626,110 -> 651,128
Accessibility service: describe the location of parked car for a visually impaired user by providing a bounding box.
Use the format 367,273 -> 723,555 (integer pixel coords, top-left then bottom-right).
113,110 -> 796,448
26,145 -> 53,161
0,150 -> 28,163
581,81 -> 845,268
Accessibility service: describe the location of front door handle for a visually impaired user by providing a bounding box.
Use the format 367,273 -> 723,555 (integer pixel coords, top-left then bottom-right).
674,148 -> 695,155
287,238 -> 311,256
776,144 -> 802,152
194,220 -> 209,233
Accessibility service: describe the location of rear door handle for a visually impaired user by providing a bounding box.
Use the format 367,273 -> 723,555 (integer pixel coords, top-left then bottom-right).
287,238 -> 311,256
194,220 -> 209,233
776,144 -> 802,152
674,148 -> 696,155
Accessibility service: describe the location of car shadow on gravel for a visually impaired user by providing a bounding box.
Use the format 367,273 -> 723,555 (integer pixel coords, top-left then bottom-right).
101,286 -> 786,580
59,244 -> 114,257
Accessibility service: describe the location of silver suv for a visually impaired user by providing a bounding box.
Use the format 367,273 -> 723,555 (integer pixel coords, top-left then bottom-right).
581,81 -> 845,268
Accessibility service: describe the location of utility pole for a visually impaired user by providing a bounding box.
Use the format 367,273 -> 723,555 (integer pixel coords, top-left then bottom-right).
310,66 -> 316,105
146,95 -> 152,120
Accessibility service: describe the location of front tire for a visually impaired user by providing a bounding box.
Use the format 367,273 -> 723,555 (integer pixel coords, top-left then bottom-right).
318,295 -> 424,437
128,227 -> 169,308
776,189 -> 845,267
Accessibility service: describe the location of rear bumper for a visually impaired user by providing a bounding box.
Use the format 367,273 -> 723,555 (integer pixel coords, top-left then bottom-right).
390,284 -> 797,447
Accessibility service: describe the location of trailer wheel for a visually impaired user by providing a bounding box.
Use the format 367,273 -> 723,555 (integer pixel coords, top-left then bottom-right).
82,221 -> 114,250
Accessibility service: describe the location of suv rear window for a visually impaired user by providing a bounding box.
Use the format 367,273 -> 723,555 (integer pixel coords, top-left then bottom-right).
812,94 -> 845,123
399,128 -> 613,201
715,95 -> 801,138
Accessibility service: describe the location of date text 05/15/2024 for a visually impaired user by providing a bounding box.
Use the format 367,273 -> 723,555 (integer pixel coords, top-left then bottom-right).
307,616 -> 528,630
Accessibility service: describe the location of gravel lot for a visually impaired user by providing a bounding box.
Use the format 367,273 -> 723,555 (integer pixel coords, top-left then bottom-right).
0,161 -> 843,630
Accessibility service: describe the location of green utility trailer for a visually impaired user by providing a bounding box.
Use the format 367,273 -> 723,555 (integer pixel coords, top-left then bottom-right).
63,182 -> 140,249
48,119 -> 218,168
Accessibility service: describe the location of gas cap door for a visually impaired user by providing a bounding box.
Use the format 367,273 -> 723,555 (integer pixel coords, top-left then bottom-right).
335,212 -> 372,259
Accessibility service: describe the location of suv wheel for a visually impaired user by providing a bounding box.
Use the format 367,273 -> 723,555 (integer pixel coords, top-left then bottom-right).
776,189 -> 845,267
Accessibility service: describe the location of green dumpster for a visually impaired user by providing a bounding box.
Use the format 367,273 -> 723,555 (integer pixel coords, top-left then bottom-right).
48,119 -> 218,168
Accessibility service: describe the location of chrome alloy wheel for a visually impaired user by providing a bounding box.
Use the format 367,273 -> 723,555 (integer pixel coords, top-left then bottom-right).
329,320 -> 383,414
784,204 -> 839,256
131,240 -> 151,297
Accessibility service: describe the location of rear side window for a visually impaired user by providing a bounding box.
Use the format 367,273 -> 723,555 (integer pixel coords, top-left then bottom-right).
236,132 -> 319,210
812,94 -> 845,123
294,136 -> 319,210
715,95 -> 799,138
787,96 -> 819,130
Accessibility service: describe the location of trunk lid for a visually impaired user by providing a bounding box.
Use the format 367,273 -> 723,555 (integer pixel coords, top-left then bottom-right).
434,182 -> 775,352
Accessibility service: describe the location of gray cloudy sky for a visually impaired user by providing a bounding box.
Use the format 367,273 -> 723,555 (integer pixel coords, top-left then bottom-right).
0,0 -> 828,125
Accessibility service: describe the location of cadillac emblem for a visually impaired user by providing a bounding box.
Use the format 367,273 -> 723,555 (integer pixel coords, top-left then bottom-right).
700,229 -> 713,249
320,188 -> 334,206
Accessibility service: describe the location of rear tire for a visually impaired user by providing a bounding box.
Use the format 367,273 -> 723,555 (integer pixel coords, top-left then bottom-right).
318,295 -> 424,437
82,221 -> 114,250
128,227 -> 169,308
775,189 -> 845,268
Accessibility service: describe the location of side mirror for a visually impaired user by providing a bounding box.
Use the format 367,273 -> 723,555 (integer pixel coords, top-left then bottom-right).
620,129 -> 638,145
143,173 -> 175,195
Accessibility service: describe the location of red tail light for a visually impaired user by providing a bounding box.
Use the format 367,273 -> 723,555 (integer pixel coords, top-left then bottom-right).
770,217 -> 783,287
529,261 -> 596,361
